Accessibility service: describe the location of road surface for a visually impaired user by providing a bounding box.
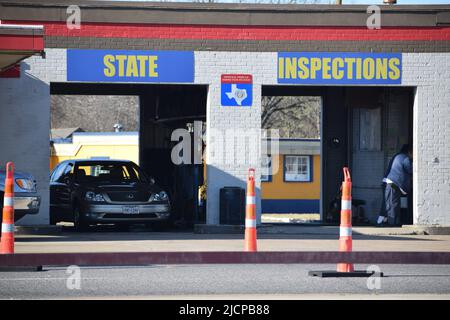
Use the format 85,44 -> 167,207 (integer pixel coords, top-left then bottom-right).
1,264 -> 450,299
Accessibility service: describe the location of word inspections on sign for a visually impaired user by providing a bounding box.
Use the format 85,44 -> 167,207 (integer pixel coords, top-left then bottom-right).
67,49 -> 194,83
278,52 -> 402,85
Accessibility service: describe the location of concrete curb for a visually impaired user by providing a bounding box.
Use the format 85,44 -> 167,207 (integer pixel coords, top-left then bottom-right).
262,217 -> 319,224
260,226 -> 420,236
194,224 -> 450,235
2,251 -> 450,268
402,225 -> 450,235
14,225 -> 63,235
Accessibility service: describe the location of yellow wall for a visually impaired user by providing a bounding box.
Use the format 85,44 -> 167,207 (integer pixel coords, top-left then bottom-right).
261,154 -> 320,199
50,144 -> 139,170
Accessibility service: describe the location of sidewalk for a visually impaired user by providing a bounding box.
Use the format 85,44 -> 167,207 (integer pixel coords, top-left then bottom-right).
12,225 -> 450,254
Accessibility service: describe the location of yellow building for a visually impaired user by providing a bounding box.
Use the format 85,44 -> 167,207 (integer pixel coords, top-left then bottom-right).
50,131 -> 139,170
50,132 -> 319,213
261,139 -> 320,213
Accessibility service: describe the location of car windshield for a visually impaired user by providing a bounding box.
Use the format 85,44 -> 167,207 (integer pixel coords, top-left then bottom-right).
74,162 -> 149,184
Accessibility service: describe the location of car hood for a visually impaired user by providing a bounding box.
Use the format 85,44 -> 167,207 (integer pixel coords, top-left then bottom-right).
0,168 -> 34,180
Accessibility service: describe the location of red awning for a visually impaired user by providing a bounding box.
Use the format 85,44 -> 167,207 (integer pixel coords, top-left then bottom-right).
0,23 -> 45,73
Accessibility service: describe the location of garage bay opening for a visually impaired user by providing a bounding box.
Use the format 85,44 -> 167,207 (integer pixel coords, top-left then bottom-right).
50,83 -> 207,231
140,86 -> 207,229
262,86 -> 414,226
261,87 -> 322,225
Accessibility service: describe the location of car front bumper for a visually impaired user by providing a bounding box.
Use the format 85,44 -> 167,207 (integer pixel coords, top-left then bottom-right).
82,203 -> 171,223
13,194 -> 41,214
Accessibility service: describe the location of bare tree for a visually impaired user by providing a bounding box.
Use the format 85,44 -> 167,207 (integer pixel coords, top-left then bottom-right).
262,96 -> 321,139
51,95 -> 139,132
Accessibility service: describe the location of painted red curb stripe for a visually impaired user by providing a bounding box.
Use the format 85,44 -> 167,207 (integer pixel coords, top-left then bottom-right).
4,21 -> 450,41
1,252 -> 450,267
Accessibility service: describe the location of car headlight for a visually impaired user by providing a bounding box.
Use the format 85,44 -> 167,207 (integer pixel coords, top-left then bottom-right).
15,178 -> 36,192
159,191 -> 169,201
85,191 -> 105,202
149,191 -> 169,202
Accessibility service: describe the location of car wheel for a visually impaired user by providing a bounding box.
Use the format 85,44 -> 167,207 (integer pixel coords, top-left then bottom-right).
73,207 -> 89,232
49,209 -> 58,225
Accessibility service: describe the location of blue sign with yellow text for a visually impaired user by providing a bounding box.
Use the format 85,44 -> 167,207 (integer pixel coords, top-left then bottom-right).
278,52 -> 402,85
67,49 -> 194,83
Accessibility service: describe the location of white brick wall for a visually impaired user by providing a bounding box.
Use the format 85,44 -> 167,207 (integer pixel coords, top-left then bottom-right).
402,53 -> 450,225
1,49 -> 449,226
195,52 -> 277,224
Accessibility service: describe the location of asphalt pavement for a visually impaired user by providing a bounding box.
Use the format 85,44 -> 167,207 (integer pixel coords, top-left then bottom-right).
4,225 -> 450,299
1,264 -> 450,299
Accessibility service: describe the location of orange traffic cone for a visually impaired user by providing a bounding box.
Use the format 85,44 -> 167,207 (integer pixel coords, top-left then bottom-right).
309,167 -> 382,278
245,168 -> 257,252
337,167 -> 353,272
1,162 -> 15,254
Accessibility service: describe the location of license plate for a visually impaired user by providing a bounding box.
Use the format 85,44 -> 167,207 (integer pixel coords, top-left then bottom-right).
122,206 -> 139,214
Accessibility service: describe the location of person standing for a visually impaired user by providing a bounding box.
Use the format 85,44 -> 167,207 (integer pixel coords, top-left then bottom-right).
377,144 -> 413,226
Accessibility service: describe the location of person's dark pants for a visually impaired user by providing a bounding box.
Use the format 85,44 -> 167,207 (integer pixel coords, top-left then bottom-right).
385,183 -> 402,225
379,183 -> 387,217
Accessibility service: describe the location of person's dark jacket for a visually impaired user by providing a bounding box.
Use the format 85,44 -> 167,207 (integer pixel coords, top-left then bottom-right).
385,152 -> 413,194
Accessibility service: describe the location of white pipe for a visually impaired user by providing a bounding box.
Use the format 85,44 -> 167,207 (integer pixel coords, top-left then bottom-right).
0,24 -> 44,31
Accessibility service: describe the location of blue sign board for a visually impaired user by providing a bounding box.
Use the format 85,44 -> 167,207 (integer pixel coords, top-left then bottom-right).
278,52 -> 402,85
221,74 -> 253,107
67,49 -> 194,83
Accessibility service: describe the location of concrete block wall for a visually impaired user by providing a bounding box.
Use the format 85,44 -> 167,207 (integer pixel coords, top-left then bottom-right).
2,49 -> 449,226
0,48 -> 66,225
